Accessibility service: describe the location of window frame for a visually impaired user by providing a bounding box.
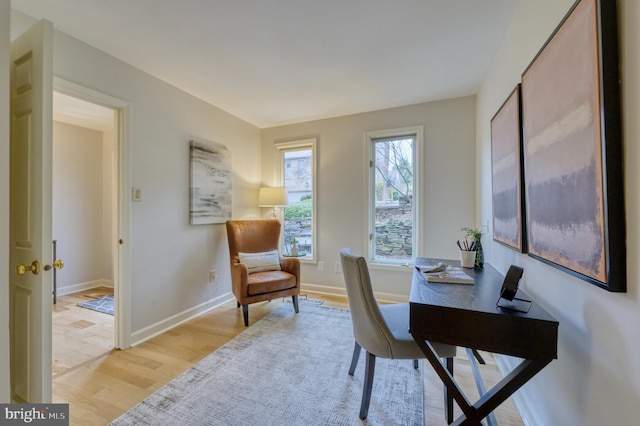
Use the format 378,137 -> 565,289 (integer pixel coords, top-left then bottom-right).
365,126 -> 423,267
276,138 -> 317,263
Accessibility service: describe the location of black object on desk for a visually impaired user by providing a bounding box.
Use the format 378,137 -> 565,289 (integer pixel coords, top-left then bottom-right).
496,264 -> 532,313
410,258 -> 558,425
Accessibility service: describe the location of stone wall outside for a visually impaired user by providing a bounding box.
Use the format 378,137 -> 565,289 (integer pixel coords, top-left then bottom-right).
284,204 -> 412,257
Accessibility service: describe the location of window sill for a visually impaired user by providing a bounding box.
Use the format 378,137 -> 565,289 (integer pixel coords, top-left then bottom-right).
368,262 -> 415,273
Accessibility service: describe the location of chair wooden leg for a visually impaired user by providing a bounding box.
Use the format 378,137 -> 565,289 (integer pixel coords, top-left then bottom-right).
360,352 -> 376,420
348,342 -> 362,376
413,359 -> 419,369
237,301 -> 241,308
292,295 -> 299,313
242,304 -> 249,326
444,357 -> 454,424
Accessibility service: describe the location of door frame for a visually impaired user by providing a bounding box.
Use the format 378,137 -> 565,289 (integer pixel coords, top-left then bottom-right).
1,0 -> 11,402
53,77 -> 132,349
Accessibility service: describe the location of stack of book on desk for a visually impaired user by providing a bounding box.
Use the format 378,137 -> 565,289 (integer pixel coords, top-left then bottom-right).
416,263 -> 474,284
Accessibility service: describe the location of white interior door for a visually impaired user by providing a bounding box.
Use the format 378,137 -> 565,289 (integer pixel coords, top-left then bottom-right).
9,19 -> 54,403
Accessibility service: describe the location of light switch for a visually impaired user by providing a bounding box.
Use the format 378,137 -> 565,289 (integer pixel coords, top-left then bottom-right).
132,187 -> 142,201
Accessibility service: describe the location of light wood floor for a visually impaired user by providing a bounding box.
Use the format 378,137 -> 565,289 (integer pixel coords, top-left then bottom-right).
53,287 -> 115,377
53,290 -> 523,425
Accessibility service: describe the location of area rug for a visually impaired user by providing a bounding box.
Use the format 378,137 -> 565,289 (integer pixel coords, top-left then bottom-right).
77,295 -> 114,315
110,303 -> 423,425
287,296 -> 324,305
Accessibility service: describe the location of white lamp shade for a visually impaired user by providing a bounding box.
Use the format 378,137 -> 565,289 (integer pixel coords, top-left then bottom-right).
258,187 -> 288,207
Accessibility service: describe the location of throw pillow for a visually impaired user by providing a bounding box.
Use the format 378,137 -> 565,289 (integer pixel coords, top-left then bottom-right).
238,250 -> 281,273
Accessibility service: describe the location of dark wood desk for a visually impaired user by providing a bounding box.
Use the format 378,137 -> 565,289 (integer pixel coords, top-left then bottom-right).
409,258 -> 558,425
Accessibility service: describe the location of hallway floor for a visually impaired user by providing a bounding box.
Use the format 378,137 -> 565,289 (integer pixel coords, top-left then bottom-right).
52,287 -> 114,377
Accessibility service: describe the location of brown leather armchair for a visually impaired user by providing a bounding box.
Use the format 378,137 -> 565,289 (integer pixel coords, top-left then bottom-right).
226,219 -> 300,326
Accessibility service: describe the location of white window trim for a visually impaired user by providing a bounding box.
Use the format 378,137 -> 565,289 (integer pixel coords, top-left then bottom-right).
364,126 -> 424,267
276,138 -> 317,263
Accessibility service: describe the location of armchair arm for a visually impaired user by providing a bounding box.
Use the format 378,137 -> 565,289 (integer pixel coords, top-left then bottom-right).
279,257 -> 301,288
230,261 -> 249,299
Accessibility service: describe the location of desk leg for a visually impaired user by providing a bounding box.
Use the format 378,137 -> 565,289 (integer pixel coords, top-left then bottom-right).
445,357 -> 454,424
465,356 -> 552,424
415,339 -> 475,421
466,348 -> 496,426
414,336 -> 553,425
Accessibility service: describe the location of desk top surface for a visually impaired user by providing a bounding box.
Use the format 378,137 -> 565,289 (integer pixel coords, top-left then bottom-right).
410,258 -> 557,323
409,258 -> 558,358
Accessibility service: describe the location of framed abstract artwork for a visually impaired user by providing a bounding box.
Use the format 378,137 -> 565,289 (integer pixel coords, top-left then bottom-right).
189,139 -> 232,225
521,0 -> 625,291
491,85 -> 526,252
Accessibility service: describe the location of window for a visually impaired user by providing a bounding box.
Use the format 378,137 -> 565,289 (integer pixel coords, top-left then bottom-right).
277,139 -> 316,261
366,127 -> 423,265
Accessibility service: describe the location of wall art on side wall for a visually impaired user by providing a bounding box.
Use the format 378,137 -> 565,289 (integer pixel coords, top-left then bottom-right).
190,139 -> 232,225
521,0 -> 625,291
491,84 -> 526,252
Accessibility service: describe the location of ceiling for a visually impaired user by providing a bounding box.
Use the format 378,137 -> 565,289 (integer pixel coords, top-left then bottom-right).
53,92 -> 115,132
12,0 -> 518,129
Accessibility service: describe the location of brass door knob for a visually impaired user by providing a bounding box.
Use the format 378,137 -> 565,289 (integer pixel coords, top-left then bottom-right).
16,260 -> 40,275
44,259 -> 64,271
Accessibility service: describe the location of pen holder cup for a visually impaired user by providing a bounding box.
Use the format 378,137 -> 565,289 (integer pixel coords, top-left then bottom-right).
459,250 -> 477,268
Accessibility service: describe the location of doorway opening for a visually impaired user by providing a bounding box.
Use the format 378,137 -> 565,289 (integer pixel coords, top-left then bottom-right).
51,91 -> 118,376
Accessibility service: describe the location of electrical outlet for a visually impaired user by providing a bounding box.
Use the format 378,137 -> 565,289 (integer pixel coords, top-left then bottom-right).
318,261 -> 325,272
335,262 -> 342,273
209,270 -> 217,282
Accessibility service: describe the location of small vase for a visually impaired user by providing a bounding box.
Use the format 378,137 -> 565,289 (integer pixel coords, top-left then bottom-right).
290,244 -> 299,256
475,241 -> 484,268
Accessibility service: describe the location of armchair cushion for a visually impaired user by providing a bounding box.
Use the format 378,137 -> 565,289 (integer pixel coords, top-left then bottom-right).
247,270 -> 297,295
238,250 -> 281,273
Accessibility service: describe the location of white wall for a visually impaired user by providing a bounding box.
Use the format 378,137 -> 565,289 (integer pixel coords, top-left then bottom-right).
478,0 -> 640,424
10,10 -> 262,341
53,121 -> 111,290
262,96 -> 477,298
0,0 -> 11,403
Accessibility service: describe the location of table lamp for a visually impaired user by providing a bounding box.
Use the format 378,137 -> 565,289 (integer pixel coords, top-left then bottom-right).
258,187 -> 288,218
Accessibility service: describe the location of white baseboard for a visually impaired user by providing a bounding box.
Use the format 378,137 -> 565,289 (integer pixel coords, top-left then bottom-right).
127,284 -> 405,351
300,283 -> 346,297
301,283 -> 407,303
494,354 -> 542,426
56,279 -> 113,296
129,292 -> 235,347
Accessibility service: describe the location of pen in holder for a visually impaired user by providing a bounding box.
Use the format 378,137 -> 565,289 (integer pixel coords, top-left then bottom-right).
496,265 -> 532,313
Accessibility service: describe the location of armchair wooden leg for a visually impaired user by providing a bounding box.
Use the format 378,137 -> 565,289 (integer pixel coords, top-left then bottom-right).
413,359 -> 419,369
292,295 -> 299,313
242,304 -> 249,326
348,341 -> 362,375
444,357 -> 454,424
237,301 -> 240,308
360,351 -> 376,420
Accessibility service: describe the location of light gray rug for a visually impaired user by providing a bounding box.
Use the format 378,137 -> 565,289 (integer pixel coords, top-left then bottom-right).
77,295 -> 114,315
110,303 -> 423,426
